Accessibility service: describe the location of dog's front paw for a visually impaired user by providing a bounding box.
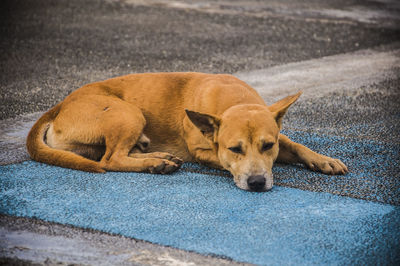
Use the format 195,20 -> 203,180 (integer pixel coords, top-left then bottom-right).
306,155 -> 348,175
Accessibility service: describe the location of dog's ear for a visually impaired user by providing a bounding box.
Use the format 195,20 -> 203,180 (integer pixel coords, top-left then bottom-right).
185,109 -> 220,142
268,91 -> 302,129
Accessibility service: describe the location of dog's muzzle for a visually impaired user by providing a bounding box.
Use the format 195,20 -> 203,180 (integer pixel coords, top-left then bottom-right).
247,175 -> 272,192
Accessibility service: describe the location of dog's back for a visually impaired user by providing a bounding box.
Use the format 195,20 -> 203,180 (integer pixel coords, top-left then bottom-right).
65,72 -> 265,157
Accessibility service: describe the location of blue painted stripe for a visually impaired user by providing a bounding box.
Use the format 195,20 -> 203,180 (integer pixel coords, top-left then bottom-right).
280,130 -> 400,205
1,161 -> 399,265
182,129 -> 400,205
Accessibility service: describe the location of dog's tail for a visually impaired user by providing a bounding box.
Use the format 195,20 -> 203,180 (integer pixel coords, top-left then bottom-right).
26,104 -> 105,173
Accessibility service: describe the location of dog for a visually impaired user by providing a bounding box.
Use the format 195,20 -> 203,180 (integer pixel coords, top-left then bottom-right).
27,72 -> 348,192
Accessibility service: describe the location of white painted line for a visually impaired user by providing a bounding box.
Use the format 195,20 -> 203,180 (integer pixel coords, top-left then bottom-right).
0,112 -> 42,165
235,47 -> 400,103
122,0 -> 400,26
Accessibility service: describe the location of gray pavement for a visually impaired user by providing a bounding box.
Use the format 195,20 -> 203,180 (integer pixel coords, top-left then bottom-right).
0,214 -> 245,266
1,0 -> 399,265
1,0 -> 399,119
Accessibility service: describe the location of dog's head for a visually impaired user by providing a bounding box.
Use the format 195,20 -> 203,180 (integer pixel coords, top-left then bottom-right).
186,92 -> 301,192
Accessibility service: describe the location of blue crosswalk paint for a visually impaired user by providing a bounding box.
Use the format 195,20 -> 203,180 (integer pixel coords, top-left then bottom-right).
1,158 -> 399,265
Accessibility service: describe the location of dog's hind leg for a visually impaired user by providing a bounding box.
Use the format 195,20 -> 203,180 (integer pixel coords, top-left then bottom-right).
50,95 -> 180,174
277,134 -> 348,175
96,101 -> 180,174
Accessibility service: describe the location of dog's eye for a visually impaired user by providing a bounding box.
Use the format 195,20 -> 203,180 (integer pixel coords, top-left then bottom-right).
261,142 -> 274,152
228,146 -> 243,154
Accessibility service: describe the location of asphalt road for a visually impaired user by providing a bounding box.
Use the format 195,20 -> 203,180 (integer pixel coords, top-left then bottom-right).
1,0 -> 399,265
1,0 -> 399,119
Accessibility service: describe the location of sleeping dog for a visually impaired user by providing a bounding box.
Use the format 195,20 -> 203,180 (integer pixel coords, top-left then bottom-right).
27,72 -> 348,192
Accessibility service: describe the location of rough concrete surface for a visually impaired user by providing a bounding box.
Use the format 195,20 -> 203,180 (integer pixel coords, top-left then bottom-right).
1,0 -> 399,265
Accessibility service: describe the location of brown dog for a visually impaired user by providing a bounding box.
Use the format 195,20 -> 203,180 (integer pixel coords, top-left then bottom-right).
27,72 -> 347,192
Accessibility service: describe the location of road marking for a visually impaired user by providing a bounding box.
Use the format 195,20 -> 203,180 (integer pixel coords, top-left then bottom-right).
235,46 -> 400,103
0,112 -> 41,165
122,0 -> 400,26
1,161 -> 398,265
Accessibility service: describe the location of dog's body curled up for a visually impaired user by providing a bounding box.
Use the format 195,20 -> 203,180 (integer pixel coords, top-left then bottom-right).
27,72 -> 347,192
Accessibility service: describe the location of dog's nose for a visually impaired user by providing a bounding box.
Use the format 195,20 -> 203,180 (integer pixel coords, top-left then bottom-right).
247,175 -> 266,192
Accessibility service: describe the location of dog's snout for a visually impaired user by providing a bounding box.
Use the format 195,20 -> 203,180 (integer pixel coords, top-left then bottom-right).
247,175 -> 266,192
